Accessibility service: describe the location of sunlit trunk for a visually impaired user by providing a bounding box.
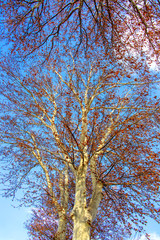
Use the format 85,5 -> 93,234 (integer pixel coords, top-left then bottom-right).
72,168 -> 92,240
73,215 -> 91,240
55,214 -> 67,240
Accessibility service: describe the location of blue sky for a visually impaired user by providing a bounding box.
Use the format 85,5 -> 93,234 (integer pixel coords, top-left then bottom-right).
0,194 -> 29,240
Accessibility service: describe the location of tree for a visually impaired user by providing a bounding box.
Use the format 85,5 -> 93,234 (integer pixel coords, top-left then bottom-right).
1,0 -> 160,63
0,56 -> 159,240
25,193 -> 73,240
25,190 -> 130,240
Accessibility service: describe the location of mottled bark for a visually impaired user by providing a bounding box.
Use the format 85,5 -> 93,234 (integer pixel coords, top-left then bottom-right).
55,214 -> 67,240
72,216 -> 91,240
55,167 -> 69,240
88,181 -> 103,222
72,168 -> 92,240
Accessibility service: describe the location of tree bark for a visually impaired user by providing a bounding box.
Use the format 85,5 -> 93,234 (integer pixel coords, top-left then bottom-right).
55,167 -> 69,240
72,169 -> 92,240
55,214 -> 67,240
72,215 -> 91,240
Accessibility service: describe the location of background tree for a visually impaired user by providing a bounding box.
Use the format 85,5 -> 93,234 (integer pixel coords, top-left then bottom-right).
0,0 -> 160,64
0,56 -> 159,240
25,192 -> 73,240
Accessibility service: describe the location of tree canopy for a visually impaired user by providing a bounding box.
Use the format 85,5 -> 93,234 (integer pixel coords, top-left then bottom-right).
0,56 -> 159,239
0,1 -> 160,239
1,0 -> 160,63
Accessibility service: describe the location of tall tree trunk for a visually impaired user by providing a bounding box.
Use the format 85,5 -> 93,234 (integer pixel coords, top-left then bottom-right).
55,167 -> 69,240
72,169 -> 92,240
72,214 -> 91,240
55,213 -> 67,240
